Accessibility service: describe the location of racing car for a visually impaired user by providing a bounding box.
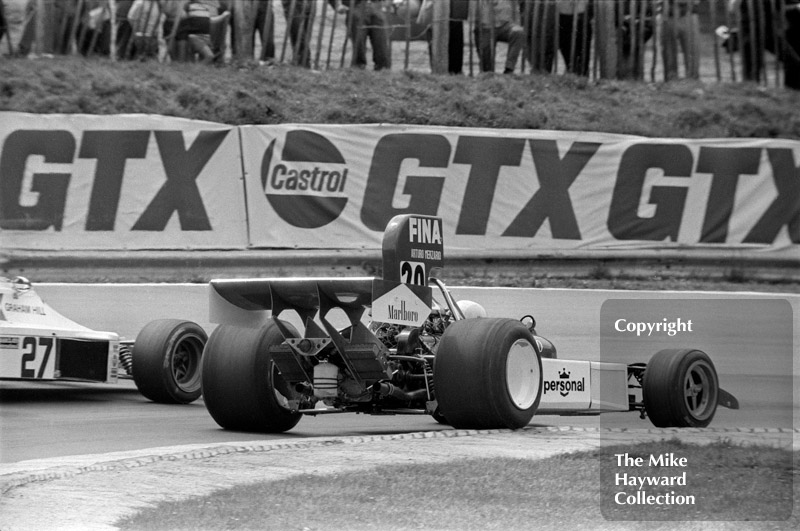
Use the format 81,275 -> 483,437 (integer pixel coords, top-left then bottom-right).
0,276 -> 206,404
202,214 -> 739,432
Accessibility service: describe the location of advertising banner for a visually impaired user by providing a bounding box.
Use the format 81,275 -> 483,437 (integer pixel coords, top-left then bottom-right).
2,113 -> 797,256
0,113 -> 248,250
241,124 -> 799,254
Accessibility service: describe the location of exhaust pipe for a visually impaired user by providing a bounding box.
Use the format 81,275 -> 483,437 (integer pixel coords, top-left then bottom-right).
373,382 -> 427,402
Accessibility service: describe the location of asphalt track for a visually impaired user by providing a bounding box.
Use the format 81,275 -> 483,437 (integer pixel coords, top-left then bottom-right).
0,284 -> 797,464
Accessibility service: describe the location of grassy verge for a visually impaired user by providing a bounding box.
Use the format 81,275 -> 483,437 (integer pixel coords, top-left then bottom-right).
2,56 -> 799,138
116,439 -> 797,531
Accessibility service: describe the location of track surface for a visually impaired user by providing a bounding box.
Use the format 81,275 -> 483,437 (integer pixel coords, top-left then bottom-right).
1,284 -> 797,464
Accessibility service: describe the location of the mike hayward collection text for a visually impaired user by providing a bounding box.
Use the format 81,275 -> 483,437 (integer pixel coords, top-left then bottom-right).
613,453 -> 696,506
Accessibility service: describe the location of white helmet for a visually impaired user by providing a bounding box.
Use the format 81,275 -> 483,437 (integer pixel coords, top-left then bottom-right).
456,300 -> 487,319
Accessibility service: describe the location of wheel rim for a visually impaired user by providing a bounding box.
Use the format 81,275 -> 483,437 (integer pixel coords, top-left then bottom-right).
171,334 -> 204,392
683,360 -> 717,421
505,339 -> 540,410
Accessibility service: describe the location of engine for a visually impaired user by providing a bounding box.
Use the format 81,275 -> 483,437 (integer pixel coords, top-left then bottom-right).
280,305 -> 457,415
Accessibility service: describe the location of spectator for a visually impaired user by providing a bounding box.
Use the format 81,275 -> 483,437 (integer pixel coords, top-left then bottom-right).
15,0 -> 34,56
185,0 -> 229,61
17,0 -> 83,56
524,0 -> 593,76
224,0 -> 277,63
661,0 -> 700,80
55,0 -> 80,54
446,0 -> 468,74
731,0 -> 783,83
282,0 -> 315,67
114,0 -> 136,59
474,0 -> 524,73
128,0 -> 162,60
76,1 -> 112,57
334,0 -> 392,70
422,0 -> 468,74
204,0 -> 230,62
248,0 -> 277,62
255,0 -> 277,62
161,0 -> 184,60
616,0 -> 654,80
556,0 -> 593,75
175,1 -> 215,62
524,0 -> 556,73
550,0 -> 593,76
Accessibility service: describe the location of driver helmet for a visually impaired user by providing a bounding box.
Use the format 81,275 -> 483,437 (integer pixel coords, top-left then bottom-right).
456,300 -> 487,319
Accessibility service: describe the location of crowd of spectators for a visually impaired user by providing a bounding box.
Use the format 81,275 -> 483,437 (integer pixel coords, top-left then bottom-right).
0,0 -> 797,89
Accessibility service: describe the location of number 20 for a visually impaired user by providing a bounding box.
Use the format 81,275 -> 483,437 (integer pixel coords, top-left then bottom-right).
401,262 -> 426,286
21,337 -> 54,379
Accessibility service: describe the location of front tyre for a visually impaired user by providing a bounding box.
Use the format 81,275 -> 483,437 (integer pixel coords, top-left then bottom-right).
434,318 -> 542,429
201,320 -> 302,433
132,319 -> 207,404
643,349 -> 719,428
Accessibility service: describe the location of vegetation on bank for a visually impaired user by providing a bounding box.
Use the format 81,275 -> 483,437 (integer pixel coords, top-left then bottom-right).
2,56 -> 800,139
117,438 -> 797,530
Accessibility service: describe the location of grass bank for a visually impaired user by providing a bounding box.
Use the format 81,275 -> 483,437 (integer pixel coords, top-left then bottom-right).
2,56 -> 800,138
116,438 -> 797,530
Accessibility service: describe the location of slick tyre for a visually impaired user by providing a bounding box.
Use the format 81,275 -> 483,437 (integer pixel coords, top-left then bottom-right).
202,320 -> 302,433
132,319 -> 207,404
643,349 -> 719,428
434,318 -> 542,429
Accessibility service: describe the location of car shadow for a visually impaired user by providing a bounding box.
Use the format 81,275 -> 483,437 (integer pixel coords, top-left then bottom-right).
0,380 -> 142,403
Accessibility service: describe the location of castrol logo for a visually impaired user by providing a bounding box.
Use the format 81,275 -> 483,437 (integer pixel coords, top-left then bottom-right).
261,130 -> 349,228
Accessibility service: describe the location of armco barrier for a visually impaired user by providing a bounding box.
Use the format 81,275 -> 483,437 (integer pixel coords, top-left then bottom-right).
2,248 -> 798,285
1,112 -> 798,262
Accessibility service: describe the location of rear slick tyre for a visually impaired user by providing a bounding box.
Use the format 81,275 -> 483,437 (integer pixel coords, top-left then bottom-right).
434,318 -> 542,429
643,348 -> 719,428
132,319 -> 206,404
201,320 -> 302,433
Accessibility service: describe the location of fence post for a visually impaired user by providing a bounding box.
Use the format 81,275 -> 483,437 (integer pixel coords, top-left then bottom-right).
431,0 -> 451,73
0,0 -> 14,55
34,0 -> 46,54
594,0 -> 617,78
109,0 -> 118,61
233,0 -> 256,59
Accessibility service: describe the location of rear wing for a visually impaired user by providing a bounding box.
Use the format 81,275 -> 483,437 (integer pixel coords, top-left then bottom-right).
209,214 -> 445,329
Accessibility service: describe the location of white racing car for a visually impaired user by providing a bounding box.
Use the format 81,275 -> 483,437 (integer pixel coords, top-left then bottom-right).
0,276 -> 206,404
202,214 -> 739,432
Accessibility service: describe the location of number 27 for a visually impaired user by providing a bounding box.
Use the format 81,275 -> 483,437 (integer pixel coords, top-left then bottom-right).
21,337 -> 54,379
